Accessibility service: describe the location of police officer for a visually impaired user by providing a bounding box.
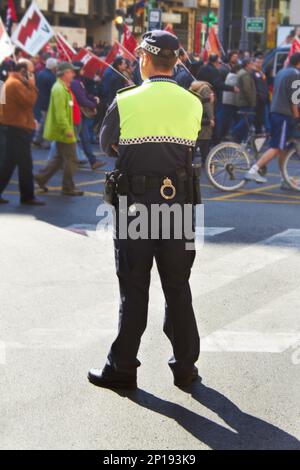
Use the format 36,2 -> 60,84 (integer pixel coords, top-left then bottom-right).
88,30 -> 203,389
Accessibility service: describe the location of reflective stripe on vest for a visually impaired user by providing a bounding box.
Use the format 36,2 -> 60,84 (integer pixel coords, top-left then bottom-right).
116,81 -> 203,146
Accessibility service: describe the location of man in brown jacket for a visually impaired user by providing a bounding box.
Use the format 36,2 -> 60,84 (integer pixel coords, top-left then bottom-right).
0,60 -> 44,205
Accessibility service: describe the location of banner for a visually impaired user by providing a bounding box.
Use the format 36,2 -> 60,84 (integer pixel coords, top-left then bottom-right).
105,42 -> 136,66
122,24 -> 137,55
12,2 -> 54,56
203,27 -> 222,62
55,33 -> 76,61
73,49 -> 107,79
6,0 -> 18,35
0,18 -> 15,64
288,37 -> 300,60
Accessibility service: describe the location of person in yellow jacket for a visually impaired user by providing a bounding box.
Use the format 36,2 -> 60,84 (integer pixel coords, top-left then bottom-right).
88,30 -> 203,390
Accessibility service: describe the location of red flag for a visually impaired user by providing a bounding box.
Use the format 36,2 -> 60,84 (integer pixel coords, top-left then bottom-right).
117,41 -> 137,61
73,48 -> 108,79
6,0 -> 17,35
288,37 -> 300,60
105,42 -> 136,65
56,33 -> 76,62
164,24 -> 174,35
105,43 -> 120,65
194,21 -> 202,56
203,27 -> 221,62
122,24 -> 137,55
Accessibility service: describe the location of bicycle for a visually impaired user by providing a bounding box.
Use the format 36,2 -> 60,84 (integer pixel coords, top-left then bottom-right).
205,111 -> 300,192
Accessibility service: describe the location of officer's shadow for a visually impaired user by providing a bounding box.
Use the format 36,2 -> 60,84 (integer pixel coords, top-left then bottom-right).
115,381 -> 300,450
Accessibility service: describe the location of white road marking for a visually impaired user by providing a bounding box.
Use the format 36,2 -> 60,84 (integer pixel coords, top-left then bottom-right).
191,229 -> 300,296
202,287 -> 300,353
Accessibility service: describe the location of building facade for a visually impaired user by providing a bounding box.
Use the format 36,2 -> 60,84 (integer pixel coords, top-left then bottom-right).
0,0 -> 117,46
218,0 -> 297,52
118,0 -> 219,52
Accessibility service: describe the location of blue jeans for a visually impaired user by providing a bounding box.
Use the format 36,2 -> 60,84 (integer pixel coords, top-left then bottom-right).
79,116 -> 96,166
217,104 -> 238,142
232,107 -> 255,143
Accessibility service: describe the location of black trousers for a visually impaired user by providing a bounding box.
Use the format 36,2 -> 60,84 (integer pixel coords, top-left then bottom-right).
0,125 -> 7,166
0,126 -> 34,202
107,235 -> 200,378
255,100 -> 267,134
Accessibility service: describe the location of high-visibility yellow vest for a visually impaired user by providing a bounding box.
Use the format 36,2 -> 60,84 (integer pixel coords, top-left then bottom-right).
116,80 -> 203,147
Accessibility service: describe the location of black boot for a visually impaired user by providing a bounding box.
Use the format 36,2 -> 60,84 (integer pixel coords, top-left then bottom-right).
174,366 -> 201,388
88,366 -> 137,390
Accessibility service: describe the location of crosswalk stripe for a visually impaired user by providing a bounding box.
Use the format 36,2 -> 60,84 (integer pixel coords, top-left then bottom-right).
191,229 -> 300,298
201,287 -> 300,353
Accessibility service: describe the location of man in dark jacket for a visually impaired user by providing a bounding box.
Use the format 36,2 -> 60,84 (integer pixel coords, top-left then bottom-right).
33,58 -> 57,148
71,62 -> 104,170
198,54 -> 237,106
253,56 -> 270,134
232,59 -> 256,143
198,54 -> 238,144
99,57 -> 128,107
173,48 -> 194,90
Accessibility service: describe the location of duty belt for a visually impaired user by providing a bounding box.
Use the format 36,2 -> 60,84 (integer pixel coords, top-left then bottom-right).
129,172 -> 187,200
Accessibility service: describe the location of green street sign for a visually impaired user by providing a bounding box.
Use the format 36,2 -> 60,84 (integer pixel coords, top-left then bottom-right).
245,17 -> 266,33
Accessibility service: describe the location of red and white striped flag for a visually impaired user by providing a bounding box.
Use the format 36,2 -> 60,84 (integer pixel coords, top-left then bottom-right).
56,33 -> 76,62
73,48 -> 108,79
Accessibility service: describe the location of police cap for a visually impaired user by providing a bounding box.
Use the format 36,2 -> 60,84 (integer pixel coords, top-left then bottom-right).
138,30 -> 180,57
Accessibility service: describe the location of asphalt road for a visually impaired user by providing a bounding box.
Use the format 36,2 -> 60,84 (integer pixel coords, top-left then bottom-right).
0,146 -> 300,450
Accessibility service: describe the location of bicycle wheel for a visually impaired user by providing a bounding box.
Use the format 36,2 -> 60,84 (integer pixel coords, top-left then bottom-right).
282,147 -> 300,192
205,142 -> 251,192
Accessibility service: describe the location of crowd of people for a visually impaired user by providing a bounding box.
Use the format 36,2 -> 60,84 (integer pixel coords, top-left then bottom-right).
0,39 -> 299,204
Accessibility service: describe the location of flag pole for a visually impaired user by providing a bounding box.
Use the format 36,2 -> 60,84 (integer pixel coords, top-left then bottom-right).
88,51 -> 132,85
178,59 -> 196,81
115,41 -> 137,62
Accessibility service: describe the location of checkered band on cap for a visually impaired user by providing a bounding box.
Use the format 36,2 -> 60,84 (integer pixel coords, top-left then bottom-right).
140,40 -> 161,55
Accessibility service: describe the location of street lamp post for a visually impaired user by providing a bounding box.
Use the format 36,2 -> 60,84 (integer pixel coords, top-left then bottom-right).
206,0 -> 212,42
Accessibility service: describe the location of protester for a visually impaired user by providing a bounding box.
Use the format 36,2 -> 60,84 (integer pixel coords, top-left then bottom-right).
232,59 -> 256,143
245,53 -> 300,185
219,50 -> 239,80
71,61 -> 105,170
33,57 -> 57,148
197,54 -> 238,145
218,63 -> 241,142
190,80 -> 215,163
198,54 -> 237,105
252,56 -> 270,134
0,61 -> 44,205
99,57 -> 128,107
173,48 -> 194,89
34,62 -> 84,197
